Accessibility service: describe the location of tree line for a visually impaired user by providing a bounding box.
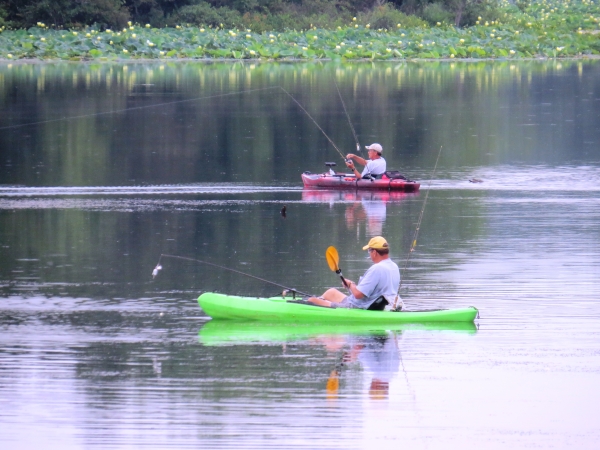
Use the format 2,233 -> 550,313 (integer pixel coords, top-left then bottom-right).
0,0 -> 500,31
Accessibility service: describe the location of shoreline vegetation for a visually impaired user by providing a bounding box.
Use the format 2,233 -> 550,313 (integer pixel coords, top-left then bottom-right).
0,1 -> 598,61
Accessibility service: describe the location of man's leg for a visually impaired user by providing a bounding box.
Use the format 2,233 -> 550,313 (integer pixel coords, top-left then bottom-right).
307,288 -> 347,307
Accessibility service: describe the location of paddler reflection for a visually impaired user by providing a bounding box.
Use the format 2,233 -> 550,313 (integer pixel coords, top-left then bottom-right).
302,189 -> 417,237
323,331 -> 401,401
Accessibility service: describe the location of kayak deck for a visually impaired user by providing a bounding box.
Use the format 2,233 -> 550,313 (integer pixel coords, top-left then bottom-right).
198,293 -> 478,324
301,172 -> 420,191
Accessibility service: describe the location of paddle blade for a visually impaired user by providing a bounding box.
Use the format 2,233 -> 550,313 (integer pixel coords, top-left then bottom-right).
326,370 -> 340,399
325,246 -> 340,272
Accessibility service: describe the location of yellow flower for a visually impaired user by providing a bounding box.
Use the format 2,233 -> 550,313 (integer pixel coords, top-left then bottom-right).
302,47 -> 307,50
353,17 -> 357,21
398,41 -> 402,44
460,38 -> 465,43
41,37 -> 46,41
73,31 -> 78,35
200,28 -> 205,32
510,49 -> 515,54
146,24 -> 151,28
515,31 -> 519,34
106,29 -> 112,33
437,22 -> 441,26
132,33 -> 136,38
357,44 -> 363,48
246,34 -> 251,38
127,21 -> 132,26
386,48 -> 391,52
86,33 -> 91,37
450,54 -> 455,58
336,45 -> 340,49
397,24 -> 401,28
110,40 -> 113,44
249,50 -> 256,55
123,49 -> 128,53
366,24 -> 370,28
159,51 -> 164,56
7,53 -> 13,58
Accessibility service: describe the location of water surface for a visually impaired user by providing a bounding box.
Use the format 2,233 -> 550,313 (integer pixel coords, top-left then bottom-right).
1,60 -> 600,449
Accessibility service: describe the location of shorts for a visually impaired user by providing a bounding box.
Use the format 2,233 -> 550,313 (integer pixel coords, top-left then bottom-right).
332,296 -> 358,309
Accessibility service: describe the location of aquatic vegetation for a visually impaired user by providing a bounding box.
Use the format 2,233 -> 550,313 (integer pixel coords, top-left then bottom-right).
0,0 -> 598,61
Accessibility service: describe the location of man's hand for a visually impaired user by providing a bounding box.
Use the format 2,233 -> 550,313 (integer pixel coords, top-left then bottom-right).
345,160 -> 355,170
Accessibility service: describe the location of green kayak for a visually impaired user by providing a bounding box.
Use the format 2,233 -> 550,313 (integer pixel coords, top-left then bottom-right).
198,320 -> 478,346
198,292 -> 479,324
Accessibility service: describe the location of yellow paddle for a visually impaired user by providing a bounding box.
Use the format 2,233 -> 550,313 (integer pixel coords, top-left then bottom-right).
325,246 -> 349,288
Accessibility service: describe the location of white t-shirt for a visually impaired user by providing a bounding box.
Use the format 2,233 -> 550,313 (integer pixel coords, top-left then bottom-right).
348,258 -> 400,309
361,158 -> 387,177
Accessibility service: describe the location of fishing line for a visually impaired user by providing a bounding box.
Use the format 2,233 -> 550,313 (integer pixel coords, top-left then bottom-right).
153,253 -> 312,298
333,78 -> 362,155
0,86 -> 281,131
279,87 -> 347,162
398,145 -> 444,293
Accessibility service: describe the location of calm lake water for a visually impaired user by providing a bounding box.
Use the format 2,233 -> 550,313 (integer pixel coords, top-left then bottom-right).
1,60 -> 600,449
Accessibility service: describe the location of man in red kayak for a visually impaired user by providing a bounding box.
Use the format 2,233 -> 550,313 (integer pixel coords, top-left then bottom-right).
308,236 -> 401,310
345,143 -> 387,179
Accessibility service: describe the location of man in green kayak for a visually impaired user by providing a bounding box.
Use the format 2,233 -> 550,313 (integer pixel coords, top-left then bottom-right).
308,236 -> 401,310
345,143 -> 387,179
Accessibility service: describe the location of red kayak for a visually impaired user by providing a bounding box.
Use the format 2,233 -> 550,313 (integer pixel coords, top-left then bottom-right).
302,170 -> 420,192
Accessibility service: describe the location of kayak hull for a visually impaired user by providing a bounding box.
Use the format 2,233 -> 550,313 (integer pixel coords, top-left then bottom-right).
198,293 -> 478,324
302,172 -> 420,191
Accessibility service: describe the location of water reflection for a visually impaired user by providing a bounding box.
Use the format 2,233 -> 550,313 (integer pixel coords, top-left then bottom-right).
199,320 -> 477,404
302,189 -> 418,236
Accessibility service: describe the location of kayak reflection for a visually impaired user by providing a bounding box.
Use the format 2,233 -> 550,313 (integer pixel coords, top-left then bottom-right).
301,189 -> 419,236
197,320 -> 477,347
199,321 -> 477,402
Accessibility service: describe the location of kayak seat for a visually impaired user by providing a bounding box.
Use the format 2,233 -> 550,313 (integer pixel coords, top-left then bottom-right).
362,173 -> 384,180
382,170 -> 408,180
367,296 -> 388,311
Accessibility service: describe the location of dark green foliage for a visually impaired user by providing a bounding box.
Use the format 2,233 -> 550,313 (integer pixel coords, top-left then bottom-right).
2,0 -> 130,28
167,2 -> 243,27
359,4 -> 427,29
420,3 -> 453,25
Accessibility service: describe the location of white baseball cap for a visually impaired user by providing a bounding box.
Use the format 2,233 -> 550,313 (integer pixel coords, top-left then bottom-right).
365,143 -> 383,153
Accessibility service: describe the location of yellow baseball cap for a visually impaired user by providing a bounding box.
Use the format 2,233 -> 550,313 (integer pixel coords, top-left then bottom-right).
362,236 -> 389,250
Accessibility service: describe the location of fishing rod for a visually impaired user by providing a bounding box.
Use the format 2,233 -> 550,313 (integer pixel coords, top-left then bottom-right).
152,253 -> 312,298
279,87 -> 348,163
333,78 -> 362,155
395,145 -> 444,304
0,86 -> 282,131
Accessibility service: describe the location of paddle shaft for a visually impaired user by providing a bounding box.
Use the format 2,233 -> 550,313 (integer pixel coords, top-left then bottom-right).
156,254 -> 312,298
